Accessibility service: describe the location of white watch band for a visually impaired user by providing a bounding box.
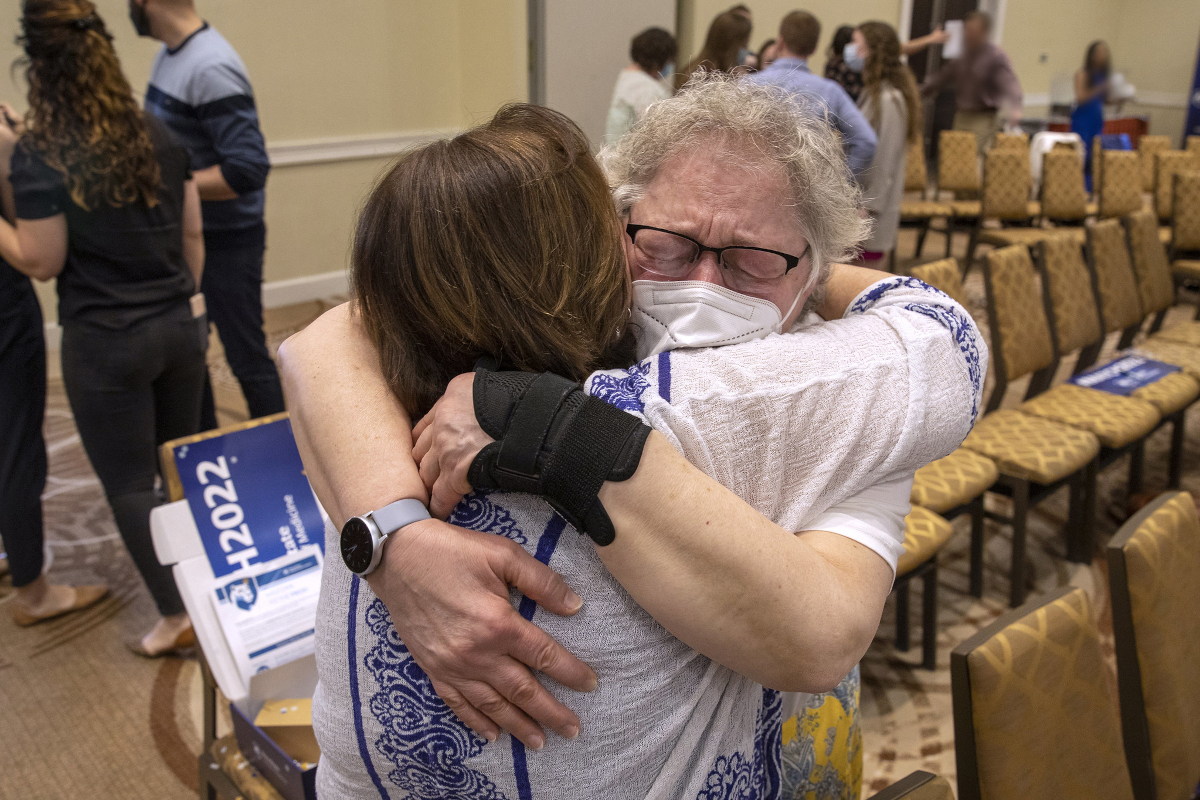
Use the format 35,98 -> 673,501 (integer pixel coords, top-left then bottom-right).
371,497 -> 431,536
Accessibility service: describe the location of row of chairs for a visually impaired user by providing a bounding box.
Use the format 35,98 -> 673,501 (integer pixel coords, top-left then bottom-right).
898,129 -> 1200,270
952,489 -> 1200,800
885,202 -> 1200,669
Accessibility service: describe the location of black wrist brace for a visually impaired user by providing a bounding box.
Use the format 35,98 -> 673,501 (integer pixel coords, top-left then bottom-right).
467,368 -> 650,546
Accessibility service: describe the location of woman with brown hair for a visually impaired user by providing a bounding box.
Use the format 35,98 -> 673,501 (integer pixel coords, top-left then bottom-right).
848,20 -> 923,261
673,9 -> 752,90
299,77 -> 984,799
0,0 -> 205,654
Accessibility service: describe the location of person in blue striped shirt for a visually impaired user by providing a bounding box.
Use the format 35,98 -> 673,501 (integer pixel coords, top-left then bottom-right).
131,0 -> 283,429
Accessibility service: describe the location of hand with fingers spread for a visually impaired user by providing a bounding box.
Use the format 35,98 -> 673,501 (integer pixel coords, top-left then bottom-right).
363,516 -> 597,749
412,372 -> 492,520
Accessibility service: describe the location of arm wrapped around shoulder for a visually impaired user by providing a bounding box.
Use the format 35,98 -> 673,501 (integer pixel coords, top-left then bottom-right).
469,370 -> 651,546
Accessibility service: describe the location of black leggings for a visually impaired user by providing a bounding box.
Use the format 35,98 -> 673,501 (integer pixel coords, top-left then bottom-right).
61,304 -> 208,616
0,276 -> 48,588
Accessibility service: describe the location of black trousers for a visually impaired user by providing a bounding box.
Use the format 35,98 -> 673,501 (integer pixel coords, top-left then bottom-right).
0,275 -> 48,588
61,304 -> 208,616
199,224 -> 285,430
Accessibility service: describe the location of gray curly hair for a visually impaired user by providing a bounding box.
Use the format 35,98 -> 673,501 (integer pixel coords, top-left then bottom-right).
600,71 -> 869,304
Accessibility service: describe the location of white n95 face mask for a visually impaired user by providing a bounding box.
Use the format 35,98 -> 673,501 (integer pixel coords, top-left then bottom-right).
631,279 -> 803,361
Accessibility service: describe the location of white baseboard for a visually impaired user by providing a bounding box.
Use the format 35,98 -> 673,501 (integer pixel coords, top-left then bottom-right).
267,129 -> 461,168
43,268 -> 349,353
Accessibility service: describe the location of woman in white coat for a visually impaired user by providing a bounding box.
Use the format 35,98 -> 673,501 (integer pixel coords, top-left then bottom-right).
847,21 -> 923,262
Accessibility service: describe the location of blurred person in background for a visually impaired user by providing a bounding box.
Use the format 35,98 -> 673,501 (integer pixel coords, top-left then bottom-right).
1072,40 -> 1110,189
674,9 -> 752,90
0,0 -> 205,655
604,27 -> 676,145
920,11 -> 1022,155
853,21 -> 923,263
756,37 -> 779,72
0,103 -> 109,628
825,25 -> 863,101
900,26 -> 950,56
728,4 -> 755,67
132,0 -> 280,430
749,10 -> 877,180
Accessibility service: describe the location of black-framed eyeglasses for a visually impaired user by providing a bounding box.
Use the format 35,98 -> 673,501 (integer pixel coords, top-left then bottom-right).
625,223 -> 809,292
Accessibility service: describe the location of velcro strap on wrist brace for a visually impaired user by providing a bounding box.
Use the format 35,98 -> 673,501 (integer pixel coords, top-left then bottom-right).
468,367 -> 650,545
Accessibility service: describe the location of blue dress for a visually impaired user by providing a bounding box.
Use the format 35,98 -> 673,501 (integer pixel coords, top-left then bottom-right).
1071,71 -> 1106,190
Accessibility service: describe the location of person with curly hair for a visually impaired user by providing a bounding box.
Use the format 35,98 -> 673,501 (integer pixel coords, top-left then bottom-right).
848,20 -> 924,261
0,0 -> 205,655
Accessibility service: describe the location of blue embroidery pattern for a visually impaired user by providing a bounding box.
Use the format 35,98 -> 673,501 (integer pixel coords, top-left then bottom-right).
696,687 -> 784,800
363,600 -> 508,799
360,492 -> 523,798
588,359 -> 653,414
847,276 -> 984,423
448,490 -> 526,544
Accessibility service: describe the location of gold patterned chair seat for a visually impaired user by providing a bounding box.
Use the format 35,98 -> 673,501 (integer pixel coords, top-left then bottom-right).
1136,338 -> 1200,380
1174,260 -> 1200,282
948,199 -> 981,217
910,448 -> 999,513
896,507 -> 955,576
900,199 -> 952,218
1152,320 -> 1200,347
963,409 -> 1100,484
978,227 -> 1085,246
1130,370 -> 1200,416
1086,201 -> 1099,216
1026,200 -> 1041,217
1019,383 -> 1160,449
1159,227 -> 1172,245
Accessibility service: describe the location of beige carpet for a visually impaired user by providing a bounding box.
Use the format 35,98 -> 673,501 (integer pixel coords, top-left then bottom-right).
1,232 -> 1197,798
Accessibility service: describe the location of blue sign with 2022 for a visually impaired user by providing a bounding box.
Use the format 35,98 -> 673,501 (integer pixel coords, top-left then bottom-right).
174,419 -> 325,578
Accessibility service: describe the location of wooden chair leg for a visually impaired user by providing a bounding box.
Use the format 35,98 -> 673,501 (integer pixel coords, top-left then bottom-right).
922,563 -> 938,670
895,579 -> 911,652
1009,479 -> 1030,608
1072,459 -> 1099,565
916,221 -> 930,257
1169,411 -> 1186,490
945,220 -> 955,258
969,495 -> 985,598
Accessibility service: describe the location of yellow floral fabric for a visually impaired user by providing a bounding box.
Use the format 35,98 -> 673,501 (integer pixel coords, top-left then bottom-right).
986,245 -> 1056,381
904,138 -> 928,193
1130,370 -> 1200,416
1137,135 -> 1171,192
1099,151 -> 1141,219
1154,151 -> 1195,220
964,588 -> 1135,800
963,409 -> 1100,484
1040,149 -> 1088,220
897,507 -> 955,576
983,150 -> 1032,219
1037,235 -> 1102,354
938,130 -> 981,193
911,448 -> 999,514
909,258 -> 967,306
1018,383 -> 1160,449
1124,210 -> 1176,316
780,665 -> 861,800
1088,220 -> 1144,332
1114,492 -> 1200,800
1172,171 -> 1200,251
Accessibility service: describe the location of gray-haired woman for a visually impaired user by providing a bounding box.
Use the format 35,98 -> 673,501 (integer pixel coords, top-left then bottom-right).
283,74 -> 984,798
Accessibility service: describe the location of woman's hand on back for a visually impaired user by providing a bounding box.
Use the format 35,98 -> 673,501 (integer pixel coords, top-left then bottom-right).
412,372 -> 493,519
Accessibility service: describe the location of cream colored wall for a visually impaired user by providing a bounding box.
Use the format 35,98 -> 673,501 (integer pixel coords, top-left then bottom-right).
1110,0 -> 1200,144
0,0 -> 527,323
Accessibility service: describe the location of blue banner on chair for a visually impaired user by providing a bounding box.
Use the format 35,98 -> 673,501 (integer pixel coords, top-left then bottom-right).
174,418 -> 325,578
1069,355 -> 1180,395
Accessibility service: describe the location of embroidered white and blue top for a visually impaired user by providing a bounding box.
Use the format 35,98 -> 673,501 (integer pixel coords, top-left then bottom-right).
311,277 -> 985,800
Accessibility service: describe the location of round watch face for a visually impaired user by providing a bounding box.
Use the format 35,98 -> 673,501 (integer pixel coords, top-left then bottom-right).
340,517 -> 375,574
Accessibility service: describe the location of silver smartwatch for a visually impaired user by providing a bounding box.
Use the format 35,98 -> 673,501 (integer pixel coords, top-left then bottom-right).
339,498 -> 431,576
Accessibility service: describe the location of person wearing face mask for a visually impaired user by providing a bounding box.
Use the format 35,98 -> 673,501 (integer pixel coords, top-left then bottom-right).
851,21 -> 924,263
604,27 -> 677,146
130,0 -> 280,431
674,9 -> 752,91
282,75 -> 984,800
824,25 -> 863,101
